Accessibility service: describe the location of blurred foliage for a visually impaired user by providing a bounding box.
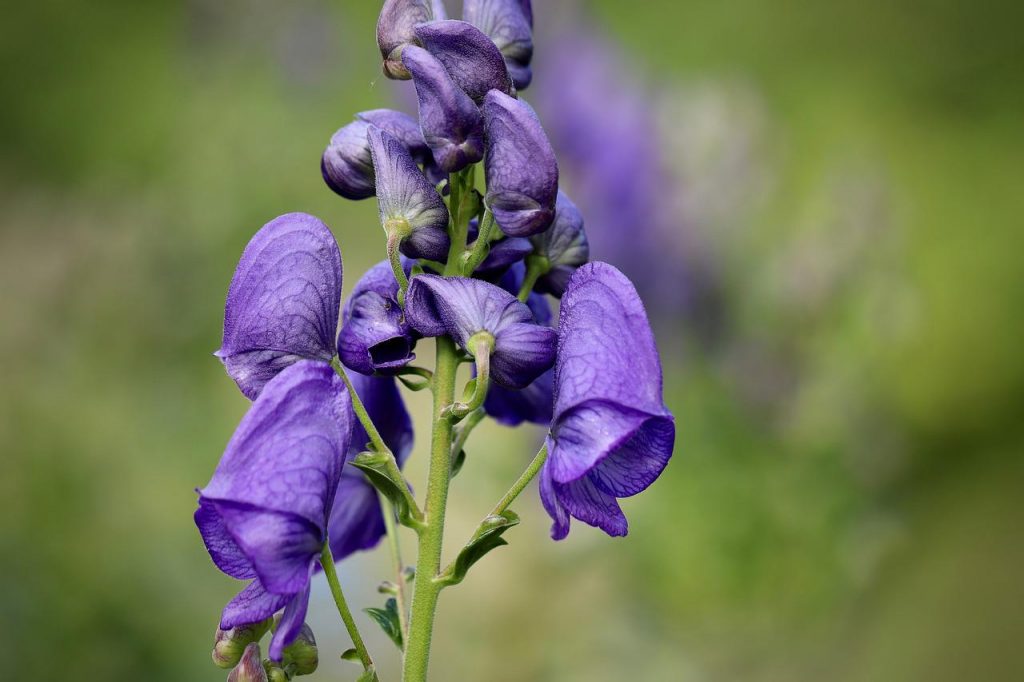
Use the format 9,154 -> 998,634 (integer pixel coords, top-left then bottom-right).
0,1 -> 1021,681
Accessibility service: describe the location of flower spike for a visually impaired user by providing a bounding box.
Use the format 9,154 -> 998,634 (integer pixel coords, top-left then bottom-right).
414,20 -> 514,103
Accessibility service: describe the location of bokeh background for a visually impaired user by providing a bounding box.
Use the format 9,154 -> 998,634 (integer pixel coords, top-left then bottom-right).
2,1 -> 1022,680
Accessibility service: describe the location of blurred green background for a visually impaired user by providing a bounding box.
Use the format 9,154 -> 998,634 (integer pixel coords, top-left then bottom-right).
2,1 -> 1021,680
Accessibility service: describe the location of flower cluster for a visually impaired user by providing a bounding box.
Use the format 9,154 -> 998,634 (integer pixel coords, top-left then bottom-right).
196,2 -> 674,679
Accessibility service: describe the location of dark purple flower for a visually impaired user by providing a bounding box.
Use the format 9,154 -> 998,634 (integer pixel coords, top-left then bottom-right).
196,361 -> 352,659
216,213 -> 342,400
405,274 -> 556,389
540,262 -> 675,540
322,110 -> 427,201
376,0 -> 448,80
483,90 -> 558,237
368,125 -> 451,261
463,0 -> 534,89
530,190 -> 589,297
329,371 -> 414,560
337,259 -> 417,375
414,20 -> 514,103
402,45 -> 484,173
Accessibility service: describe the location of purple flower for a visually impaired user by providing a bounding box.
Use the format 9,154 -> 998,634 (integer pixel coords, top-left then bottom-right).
405,274 -> 556,389
414,20 -> 514,103
195,361 -> 352,660
329,371 -> 414,560
463,0 -> 534,89
368,125 -> 451,260
530,190 -> 589,297
376,0 -> 448,80
322,110 -> 428,201
402,45 -> 484,173
483,90 -> 558,237
216,213 -> 342,400
337,259 -> 418,375
540,263 -> 675,540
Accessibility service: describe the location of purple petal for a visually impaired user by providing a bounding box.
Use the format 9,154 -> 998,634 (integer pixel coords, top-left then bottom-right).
477,236 -> 532,276
337,261 -> 417,375
402,45 -> 484,173
484,367 -> 553,426
322,119 -> 375,200
217,214 -> 342,400
268,582 -> 312,661
376,0 -> 446,80
195,498 -> 256,580
551,471 -> 628,538
483,90 -> 558,236
414,20 -> 514,103
201,361 -> 351,534
405,274 -> 555,388
463,0 -> 534,89
221,579 -> 291,631
358,109 -> 430,161
368,126 -> 450,261
539,458 -> 569,540
532,190 -> 589,297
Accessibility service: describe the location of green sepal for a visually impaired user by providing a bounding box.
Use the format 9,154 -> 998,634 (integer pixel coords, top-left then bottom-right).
363,598 -> 404,650
351,452 -> 424,531
437,511 -> 520,587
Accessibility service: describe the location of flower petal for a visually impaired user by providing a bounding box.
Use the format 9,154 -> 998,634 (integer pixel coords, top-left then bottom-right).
357,109 -> 430,162
539,457 -> 569,540
491,321 -> 556,389
532,190 -> 589,297
195,498 -> 256,580
268,582 -> 312,661
483,90 -> 558,236
220,579 -> 291,631
218,213 -> 342,399
463,0 -> 534,89
368,125 -> 450,261
402,45 -> 484,173
553,473 -> 628,537
414,20 -> 514,103
484,367 -> 553,426
376,0 -> 446,79
321,119 -> 375,200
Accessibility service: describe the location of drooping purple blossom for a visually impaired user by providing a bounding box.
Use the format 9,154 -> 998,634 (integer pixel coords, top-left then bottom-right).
540,262 -> 675,540
405,274 -> 556,389
530,190 -> 589,297
329,371 -> 414,560
216,213 -> 342,400
376,0 -> 448,80
196,361 -> 352,659
367,125 -> 451,260
337,259 -> 418,375
414,20 -> 514,103
402,45 -> 484,173
483,90 -> 558,237
463,0 -> 534,89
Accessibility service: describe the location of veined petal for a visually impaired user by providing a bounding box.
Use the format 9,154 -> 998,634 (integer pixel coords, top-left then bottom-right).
484,367 -> 553,426
491,321 -> 556,389
323,111 -> 428,200
195,498 -> 256,580
414,20 -> 514,103
532,191 -> 589,297
218,214 -> 342,400
221,579 -> 291,631
463,0 -> 534,89
402,45 -> 484,173
483,90 -> 558,236
268,582 -> 312,661
552,473 -> 628,537
377,0 -> 446,80
368,125 -> 450,261
357,109 -> 430,161
337,291 -> 414,375
539,458 -> 569,540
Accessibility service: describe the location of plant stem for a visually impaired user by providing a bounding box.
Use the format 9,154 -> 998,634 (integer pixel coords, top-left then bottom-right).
517,255 -> 549,302
320,543 -> 375,675
379,491 -> 410,639
491,442 -> 548,515
461,209 -> 496,274
451,408 -> 486,460
402,335 -> 459,682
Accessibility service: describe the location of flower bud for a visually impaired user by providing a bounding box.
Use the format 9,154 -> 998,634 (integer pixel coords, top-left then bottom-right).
282,623 -> 318,675
376,0 -> 447,80
263,660 -> 290,682
463,0 -> 534,89
414,20 -> 514,103
213,619 -> 273,669
322,110 -> 426,201
227,643 -> 269,682
530,191 -> 589,297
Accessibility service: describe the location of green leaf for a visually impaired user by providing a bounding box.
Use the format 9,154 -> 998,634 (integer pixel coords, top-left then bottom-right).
340,648 -> 361,664
351,452 -> 424,531
363,598 -> 403,650
437,511 -> 520,587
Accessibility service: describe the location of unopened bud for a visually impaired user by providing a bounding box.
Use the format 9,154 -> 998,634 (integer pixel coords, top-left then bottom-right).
282,624 -> 318,676
227,643 -> 268,682
263,660 -> 290,682
213,618 -> 273,669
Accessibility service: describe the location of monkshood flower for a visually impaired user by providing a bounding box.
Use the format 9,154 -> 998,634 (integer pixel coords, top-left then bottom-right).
402,45 -> 484,174
414,20 -> 514,103
463,0 -> 534,89
530,190 -> 589,297
322,109 -> 428,201
376,0 -> 448,80
483,90 -> 558,237
540,262 -> 675,540
405,274 -> 556,389
337,258 -> 417,375
368,125 -> 450,261
216,213 -> 341,400
329,371 -> 414,560
195,362 -> 352,659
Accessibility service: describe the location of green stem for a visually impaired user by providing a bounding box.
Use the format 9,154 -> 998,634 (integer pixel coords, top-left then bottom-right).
443,333 -> 492,420
402,336 -> 459,682
387,231 -> 410,307
451,408 -> 486,460
379,491 -> 410,639
461,209 -> 496,274
320,543 -> 375,675
491,442 -> 548,516
517,255 -> 550,302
